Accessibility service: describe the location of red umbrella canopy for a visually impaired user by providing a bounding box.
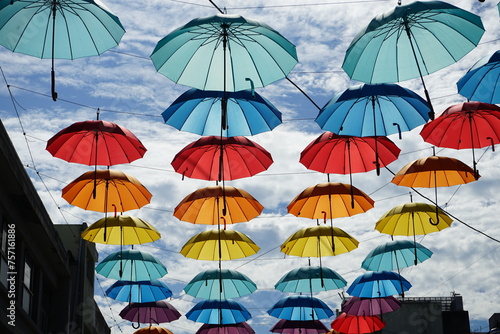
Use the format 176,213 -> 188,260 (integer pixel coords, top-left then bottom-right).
46,120 -> 147,166
330,312 -> 385,334
171,136 -> 273,181
300,132 -> 400,174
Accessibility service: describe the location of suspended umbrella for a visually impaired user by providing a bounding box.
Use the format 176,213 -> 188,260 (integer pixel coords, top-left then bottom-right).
105,280 -> 173,303
267,295 -> 334,321
196,322 -> 255,334
361,240 -> 433,271
184,268 -> 257,299
134,325 -> 173,334
270,319 -> 328,334
457,50 -> 500,104
0,0 -> 125,100
274,266 -> 347,293
186,299 -> 251,325
119,300 -> 181,326
342,1 -> 485,118
96,250 -> 167,281
180,229 -> 260,261
162,89 -> 282,137
342,296 -> 401,316
346,271 -> 411,298
171,136 -> 273,181
331,313 -> 385,334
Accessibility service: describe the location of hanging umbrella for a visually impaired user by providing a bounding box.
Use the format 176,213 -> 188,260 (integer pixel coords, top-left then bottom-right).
96,250 -> 167,281
274,266 -> 347,293
162,89 -> 282,137
361,240 -> 433,271
119,300 -> 181,325
346,271 -> 411,298
180,229 -> 260,261
62,169 -> 152,212
171,136 -> 273,181
81,215 -> 161,245
0,0 -> 125,100
281,225 -> 359,257
186,299 -> 251,325
457,50 -> 500,104
196,322 -> 255,334
46,119 -> 147,166
134,326 -> 173,334
174,186 -> 263,226
270,319 -> 328,334
267,295 -> 334,321
184,268 -> 257,299
105,280 -> 173,303
331,313 -> 385,334
342,296 -> 401,316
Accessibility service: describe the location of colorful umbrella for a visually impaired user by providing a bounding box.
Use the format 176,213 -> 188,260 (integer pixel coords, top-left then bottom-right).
105,280 -> 173,303
361,240 -> 433,271
171,136 -> 273,181
96,250 -> 167,281
270,319 -> 328,334
186,299 -> 252,325
457,50 -> 500,104
162,89 -> 282,137
196,322 -> 255,334
134,326 -> 173,334
342,296 -> 401,316
180,229 -> 260,261
0,0 -> 125,100
346,271 -> 411,298
267,295 -> 334,321
184,269 -> 257,299
274,266 -> 347,293
331,313 -> 385,334
119,300 -> 181,325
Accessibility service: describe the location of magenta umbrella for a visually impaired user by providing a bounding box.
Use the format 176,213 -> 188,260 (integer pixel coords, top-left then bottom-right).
119,300 -> 181,328
271,319 -> 328,334
342,296 -> 401,316
196,322 -> 255,334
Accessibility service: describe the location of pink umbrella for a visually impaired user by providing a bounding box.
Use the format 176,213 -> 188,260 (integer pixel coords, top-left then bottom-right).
196,322 -> 255,334
342,296 -> 401,316
271,319 -> 328,334
119,300 -> 181,328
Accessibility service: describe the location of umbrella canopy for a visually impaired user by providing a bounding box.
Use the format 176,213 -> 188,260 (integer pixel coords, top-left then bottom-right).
81,215 -> 161,245
119,300 -> 181,324
270,319 -> 328,334
162,89 -> 282,137
174,186 -> 263,225
457,50 -> 500,104
184,269 -> 257,299
315,83 -> 430,137
105,280 -> 173,303
342,296 -> 401,316
361,240 -> 433,271
267,295 -> 334,321
281,225 -> 359,257
331,313 -> 385,334
171,136 -> 273,181
274,266 -> 347,293
134,326 -> 173,334
151,14 -> 298,92
196,322 -> 255,334
62,169 -> 152,212
346,271 -> 411,298
180,229 -> 260,261
96,250 -> 167,281
46,120 -> 147,166
186,299 -> 251,325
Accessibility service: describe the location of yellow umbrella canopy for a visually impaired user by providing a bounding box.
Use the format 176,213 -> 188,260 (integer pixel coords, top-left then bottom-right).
281,225 -> 359,257
134,325 -> 173,334
287,182 -> 374,220
81,215 -> 161,245
375,202 -> 453,236
174,186 -> 263,225
180,229 -> 260,261
62,169 -> 152,212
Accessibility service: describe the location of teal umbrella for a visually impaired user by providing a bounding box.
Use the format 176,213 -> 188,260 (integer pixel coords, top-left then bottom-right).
96,250 -> 167,281
361,240 -> 433,271
274,266 -> 347,293
184,269 -> 257,299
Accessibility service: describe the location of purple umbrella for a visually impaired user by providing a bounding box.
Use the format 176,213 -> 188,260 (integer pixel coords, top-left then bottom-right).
196,322 -> 255,334
271,319 -> 328,334
342,296 -> 401,316
119,300 -> 181,328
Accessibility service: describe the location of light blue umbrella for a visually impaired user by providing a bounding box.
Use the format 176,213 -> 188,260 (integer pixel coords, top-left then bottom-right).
274,266 -> 347,293
96,250 -> 167,281
184,268 -> 257,299
457,50 -> 500,104
105,280 -> 172,303
162,89 -> 282,136
267,295 -> 334,321
186,299 -> 251,325
361,240 -> 433,271
346,271 -> 411,298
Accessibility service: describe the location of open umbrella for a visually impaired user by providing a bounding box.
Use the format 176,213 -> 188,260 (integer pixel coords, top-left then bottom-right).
134,326 -> 173,334
361,240 -> 433,271
274,266 -> 347,293
186,299 -> 251,325
171,136 -> 273,181
342,296 -> 401,316
96,249 -> 167,281
196,322 -> 255,334
105,280 -> 173,303
267,295 -> 334,321
119,300 -> 181,326
0,0 -> 125,100
270,319 -> 328,334
184,269 -> 257,299
331,313 -> 385,334
346,271 -> 411,298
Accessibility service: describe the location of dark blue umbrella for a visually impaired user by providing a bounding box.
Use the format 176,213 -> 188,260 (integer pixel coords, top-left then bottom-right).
346,271 -> 411,298
361,240 -> 433,271
105,280 -> 173,303
186,299 -> 251,325
274,266 -> 347,293
267,295 -> 334,321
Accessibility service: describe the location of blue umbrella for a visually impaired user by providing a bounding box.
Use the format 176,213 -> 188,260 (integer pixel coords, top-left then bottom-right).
274,266 -> 347,293
186,299 -> 251,325
184,269 -> 257,299
346,271 -> 411,298
105,280 -> 172,303
162,89 -> 282,137
361,240 -> 433,271
267,295 -> 334,321
457,50 -> 500,104
96,250 -> 167,281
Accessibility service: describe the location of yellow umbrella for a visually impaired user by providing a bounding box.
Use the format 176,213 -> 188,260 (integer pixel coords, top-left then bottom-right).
134,325 -> 173,334
281,225 -> 359,257
62,169 -> 152,212
82,215 -> 161,245
174,186 -> 263,225
180,229 -> 260,261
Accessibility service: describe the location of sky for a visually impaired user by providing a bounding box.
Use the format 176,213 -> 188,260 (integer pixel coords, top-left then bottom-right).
0,0 -> 499,333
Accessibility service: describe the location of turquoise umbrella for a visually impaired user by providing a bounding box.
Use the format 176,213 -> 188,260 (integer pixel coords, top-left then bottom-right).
186,299 -> 252,325
274,266 -> 347,293
105,280 -> 173,303
361,240 -> 433,271
96,250 -> 167,281
184,269 -> 257,299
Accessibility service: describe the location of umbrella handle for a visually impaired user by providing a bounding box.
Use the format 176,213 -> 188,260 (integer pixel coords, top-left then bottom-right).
393,123 -> 402,140
245,78 -> 255,97
321,211 -> 327,224
51,69 -> 57,101
487,137 -> 495,152
429,206 -> 440,226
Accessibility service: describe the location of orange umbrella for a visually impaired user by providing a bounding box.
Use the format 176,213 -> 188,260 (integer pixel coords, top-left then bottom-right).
134,325 -> 173,334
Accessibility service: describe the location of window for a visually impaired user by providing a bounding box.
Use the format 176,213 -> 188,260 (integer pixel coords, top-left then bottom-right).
22,256 -> 34,315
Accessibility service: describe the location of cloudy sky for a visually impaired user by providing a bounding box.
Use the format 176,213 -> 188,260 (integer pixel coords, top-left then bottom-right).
0,0 -> 499,333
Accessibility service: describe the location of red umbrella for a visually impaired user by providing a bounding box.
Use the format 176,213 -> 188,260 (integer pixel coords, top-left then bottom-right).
171,136 -> 273,181
47,120 -> 147,166
330,312 -> 385,334
196,322 -> 255,334
270,319 -> 328,334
